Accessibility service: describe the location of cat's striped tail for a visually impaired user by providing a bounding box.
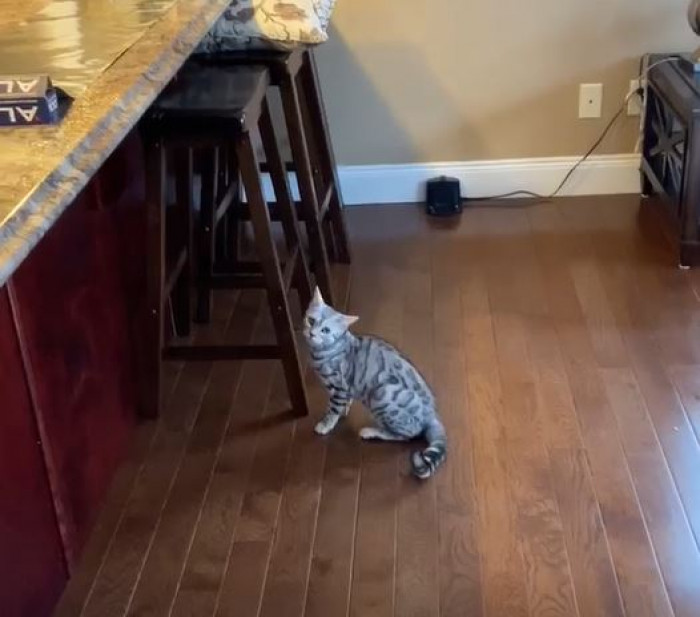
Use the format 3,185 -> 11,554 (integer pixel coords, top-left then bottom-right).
411,418 -> 447,480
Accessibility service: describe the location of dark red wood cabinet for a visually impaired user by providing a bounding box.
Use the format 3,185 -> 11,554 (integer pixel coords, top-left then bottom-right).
0,288 -> 68,617
0,132 -> 144,616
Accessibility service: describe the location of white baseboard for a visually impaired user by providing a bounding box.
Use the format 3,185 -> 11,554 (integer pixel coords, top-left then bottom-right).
337,154 -> 641,205
260,154 -> 641,206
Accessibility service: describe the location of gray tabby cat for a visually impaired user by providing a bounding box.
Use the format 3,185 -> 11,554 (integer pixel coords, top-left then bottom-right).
303,288 -> 447,479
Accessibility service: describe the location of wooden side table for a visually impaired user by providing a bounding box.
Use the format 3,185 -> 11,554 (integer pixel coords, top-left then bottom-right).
641,53 -> 700,267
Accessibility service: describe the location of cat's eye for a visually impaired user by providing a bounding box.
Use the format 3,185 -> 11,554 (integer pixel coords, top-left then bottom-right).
321,327 -> 330,334
307,317 -> 316,326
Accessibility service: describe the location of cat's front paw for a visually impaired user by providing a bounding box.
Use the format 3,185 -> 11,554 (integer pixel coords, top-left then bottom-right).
314,413 -> 340,436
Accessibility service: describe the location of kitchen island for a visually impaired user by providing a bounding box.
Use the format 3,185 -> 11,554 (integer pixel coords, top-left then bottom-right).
0,2 -> 230,614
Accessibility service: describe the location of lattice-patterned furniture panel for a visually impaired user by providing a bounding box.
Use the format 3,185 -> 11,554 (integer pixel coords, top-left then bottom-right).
641,54 -> 700,266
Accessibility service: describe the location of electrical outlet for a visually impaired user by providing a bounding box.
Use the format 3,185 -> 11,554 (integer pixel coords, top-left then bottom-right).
579,83 -> 603,118
627,78 -> 643,116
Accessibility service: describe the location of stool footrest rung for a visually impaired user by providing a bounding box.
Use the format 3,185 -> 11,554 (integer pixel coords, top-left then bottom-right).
207,273 -> 265,289
214,260 -> 261,274
215,179 -> 240,224
260,161 -> 296,174
164,248 -> 188,299
232,186 -> 332,222
319,184 -> 333,220
208,250 -> 299,291
283,245 -> 300,292
164,344 -> 280,361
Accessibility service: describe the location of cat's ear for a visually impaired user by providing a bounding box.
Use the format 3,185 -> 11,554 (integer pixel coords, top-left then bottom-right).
310,286 -> 324,307
343,314 -> 359,327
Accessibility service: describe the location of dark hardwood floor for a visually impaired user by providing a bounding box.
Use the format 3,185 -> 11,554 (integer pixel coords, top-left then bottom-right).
54,196 -> 700,617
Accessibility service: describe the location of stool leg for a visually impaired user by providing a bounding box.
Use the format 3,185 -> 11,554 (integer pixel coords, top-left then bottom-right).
236,130 -> 309,417
259,96 -> 313,310
142,133 -> 166,419
299,49 -> 352,264
226,147 -> 242,267
172,147 -> 193,337
196,147 -> 218,323
279,70 -> 335,307
215,146 -> 230,263
297,84 -> 337,263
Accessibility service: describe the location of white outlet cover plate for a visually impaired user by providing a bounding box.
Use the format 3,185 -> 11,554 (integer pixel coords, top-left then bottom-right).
579,83 -> 603,118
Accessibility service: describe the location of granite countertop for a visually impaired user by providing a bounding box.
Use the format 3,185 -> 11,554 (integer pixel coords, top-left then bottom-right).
0,0 -> 231,287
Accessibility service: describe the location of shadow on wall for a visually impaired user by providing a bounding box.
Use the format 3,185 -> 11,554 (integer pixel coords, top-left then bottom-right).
313,21 -> 628,165
310,4 -> 696,165
314,24 -> 486,166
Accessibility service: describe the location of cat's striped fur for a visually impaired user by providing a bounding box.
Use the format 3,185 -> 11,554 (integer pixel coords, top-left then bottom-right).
304,288 -> 447,480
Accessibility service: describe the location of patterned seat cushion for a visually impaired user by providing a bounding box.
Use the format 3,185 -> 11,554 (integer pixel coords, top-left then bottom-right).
313,0 -> 336,30
198,0 -> 337,53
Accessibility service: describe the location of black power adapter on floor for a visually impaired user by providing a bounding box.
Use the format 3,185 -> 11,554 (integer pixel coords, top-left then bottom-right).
425,176 -> 463,217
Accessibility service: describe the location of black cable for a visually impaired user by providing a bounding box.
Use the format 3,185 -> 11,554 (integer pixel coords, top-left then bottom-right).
465,54 -> 682,204
465,103 -> 625,204
466,190 -> 546,200
548,103 -> 626,198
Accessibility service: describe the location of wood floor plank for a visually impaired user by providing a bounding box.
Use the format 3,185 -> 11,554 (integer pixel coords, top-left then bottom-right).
634,203 -> 700,368
430,221 -> 483,617
54,362 -> 184,617
348,441 -> 398,617
166,291 -> 275,617
569,261 -> 628,369
484,212 -> 579,617
555,347 -> 668,614
53,423 -> 158,617
216,260 -> 354,617
212,360 -> 298,617
346,219 -> 404,617
212,367 -> 290,617
255,380 -> 326,617
468,368 -> 530,617
228,373 -> 296,544
488,213 -> 579,613
125,292 -> 261,617
303,430 -> 360,617
492,212 -> 615,617
501,380 -> 581,617
303,261 -> 360,617
80,293 -> 239,617
52,199 -> 700,617
256,259 -> 355,617
215,540 -> 271,617
550,200 -> 681,617
667,365 -> 700,458
549,446 -> 624,614
525,301 -> 621,617
526,203 -> 627,617
459,210 -> 530,617
395,239 -> 440,617
603,367 -> 700,617
54,361 -> 181,616
78,409 -> 209,617
577,200 -> 700,551
625,354 -> 700,548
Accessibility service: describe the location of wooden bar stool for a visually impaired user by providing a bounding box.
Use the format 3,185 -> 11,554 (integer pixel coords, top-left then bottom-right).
139,64 -> 311,418
194,47 -> 352,307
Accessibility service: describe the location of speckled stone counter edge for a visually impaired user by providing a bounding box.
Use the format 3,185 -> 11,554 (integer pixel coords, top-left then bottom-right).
0,0 -> 231,287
